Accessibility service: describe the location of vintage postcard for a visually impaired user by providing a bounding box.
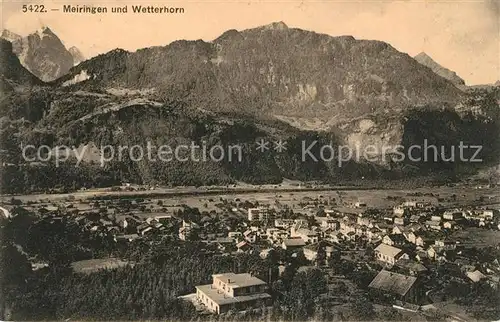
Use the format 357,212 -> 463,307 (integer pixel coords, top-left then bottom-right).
0,0 -> 499,320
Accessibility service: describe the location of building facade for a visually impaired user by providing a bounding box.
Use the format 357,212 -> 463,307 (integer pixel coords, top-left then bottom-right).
195,273 -> 272,314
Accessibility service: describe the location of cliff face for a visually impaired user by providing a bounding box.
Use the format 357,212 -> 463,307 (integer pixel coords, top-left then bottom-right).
0,38 -> 43,89
1,27 -> 74,81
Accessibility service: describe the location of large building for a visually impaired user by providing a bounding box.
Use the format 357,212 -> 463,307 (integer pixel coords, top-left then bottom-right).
368,269 -> 422,304
248,208 -> 270,221
195,273 -> 272,314
374,243 -> 409,265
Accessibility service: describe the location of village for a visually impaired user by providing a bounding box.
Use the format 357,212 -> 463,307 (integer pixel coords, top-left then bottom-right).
2,183 -> 500,320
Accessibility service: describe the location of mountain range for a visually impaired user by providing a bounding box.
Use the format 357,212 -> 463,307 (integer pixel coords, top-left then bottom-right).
58,22 -> 464,121
0,22 -> 498,193
0,27 -> 85,82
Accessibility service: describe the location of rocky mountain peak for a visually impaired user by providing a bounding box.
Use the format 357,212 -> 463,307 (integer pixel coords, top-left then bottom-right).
0,38 -> 14,53
68,46 -> 85,65
36,26 -> 55,38
1,29 -> 21,42
414,52 -> 431,60
0,26 -> 74,81
414,52 -> 466,87
0,38 -> 43,88
264,21 -> 289,30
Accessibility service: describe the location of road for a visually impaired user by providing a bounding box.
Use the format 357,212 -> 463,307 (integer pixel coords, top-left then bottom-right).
0,206 -> 11,218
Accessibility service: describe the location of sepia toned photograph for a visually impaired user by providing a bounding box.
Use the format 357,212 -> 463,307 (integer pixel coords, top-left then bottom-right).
0,0 -> 499,320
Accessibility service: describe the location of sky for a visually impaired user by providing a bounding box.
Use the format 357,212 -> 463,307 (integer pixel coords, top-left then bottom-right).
1,0 -> 499,85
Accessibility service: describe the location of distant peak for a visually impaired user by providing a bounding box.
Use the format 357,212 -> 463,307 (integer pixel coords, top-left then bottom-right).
414,52 -> 439,66
264,21 -> 289,30
415,52 -> 432,59
69,46 -> 83,54
35,26 -> 56,38
69,46 -> 85,65
414,51 -> 465,86
1,29 -> 21,41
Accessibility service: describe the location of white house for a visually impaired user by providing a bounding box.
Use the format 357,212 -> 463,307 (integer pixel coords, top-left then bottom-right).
374,243 -> 409,265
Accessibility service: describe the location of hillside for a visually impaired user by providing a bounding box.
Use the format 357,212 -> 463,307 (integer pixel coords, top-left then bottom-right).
0,22 -> 498,193
53,22 -> 468,164
58,22 -> 463,123
1,85 -> 497,193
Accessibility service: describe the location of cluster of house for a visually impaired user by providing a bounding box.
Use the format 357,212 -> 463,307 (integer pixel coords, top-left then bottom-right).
193,203 -> 495,249
184,203 -> 500,310
68,209 -> 176,242
45,200 -> 500,270
39,195 -> 499,250
25,196 -> 500,314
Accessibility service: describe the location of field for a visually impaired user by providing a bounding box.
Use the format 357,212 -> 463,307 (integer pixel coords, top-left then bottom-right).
2,184 -> 499,218
450,228 -> 500,248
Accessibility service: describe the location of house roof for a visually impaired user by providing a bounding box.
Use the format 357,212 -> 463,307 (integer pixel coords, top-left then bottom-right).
369,270 -> 417,296
386,234 -> 407,243
195,284 -> 271,305
375,243 -> 403,258
282,238 -> 306,247
396,259 -> 428,272
409,214 -> 421,221
297,228 -> 318,236
236,241 -> 248,248
115,233 -> 139,240
212,273 -> 267,288
215,237 -> 234,244
466,270 -> 486,282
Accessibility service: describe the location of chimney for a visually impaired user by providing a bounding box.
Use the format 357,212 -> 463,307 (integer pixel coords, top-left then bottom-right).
227,278 -> 231,283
